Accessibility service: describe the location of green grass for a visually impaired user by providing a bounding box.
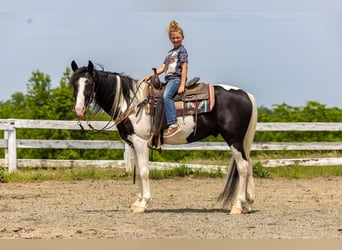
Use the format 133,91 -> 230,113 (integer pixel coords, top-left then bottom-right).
0,165 -> 225,183
253,161 -> 271,178
0,166 -> 5,183
149,165 -> 225,179
268,165 -> 342,179
1,163 -> 342,183
1,167 -> 129,183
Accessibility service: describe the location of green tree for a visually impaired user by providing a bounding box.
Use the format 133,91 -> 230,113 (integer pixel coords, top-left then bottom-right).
255,101 -> 342,143
50,67 -> 75,120
0,92 -> 27,119
26,70 -> 52,119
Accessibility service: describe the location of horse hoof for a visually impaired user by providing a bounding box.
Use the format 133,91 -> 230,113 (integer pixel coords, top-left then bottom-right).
242,207 -> 252,214
130,204 -> 146,213
246,198 -> 254,204
230,207 -> 242,215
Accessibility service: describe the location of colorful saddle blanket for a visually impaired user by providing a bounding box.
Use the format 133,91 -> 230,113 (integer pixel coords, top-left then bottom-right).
145,82 -> 215,116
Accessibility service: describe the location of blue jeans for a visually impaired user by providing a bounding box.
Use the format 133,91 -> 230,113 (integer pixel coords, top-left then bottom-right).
163,80 -> 179,126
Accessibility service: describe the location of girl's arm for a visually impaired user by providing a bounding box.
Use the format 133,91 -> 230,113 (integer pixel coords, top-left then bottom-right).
143,64 -> 166,82
178,62 -> 188,94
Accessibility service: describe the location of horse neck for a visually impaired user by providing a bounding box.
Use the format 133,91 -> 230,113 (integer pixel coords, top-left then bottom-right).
94,71 -> 142,118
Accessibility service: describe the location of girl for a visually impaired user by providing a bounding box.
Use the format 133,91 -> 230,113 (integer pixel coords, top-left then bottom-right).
144,20 -> 188,138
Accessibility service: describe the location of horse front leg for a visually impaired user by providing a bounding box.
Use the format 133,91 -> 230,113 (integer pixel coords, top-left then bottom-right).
129,135 -> 151,213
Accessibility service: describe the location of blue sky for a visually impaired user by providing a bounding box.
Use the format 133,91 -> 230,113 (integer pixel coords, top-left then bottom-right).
1,0 -> 342,108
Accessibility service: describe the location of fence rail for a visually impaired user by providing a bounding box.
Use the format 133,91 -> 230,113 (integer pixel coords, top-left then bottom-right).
1,119 -> 342,172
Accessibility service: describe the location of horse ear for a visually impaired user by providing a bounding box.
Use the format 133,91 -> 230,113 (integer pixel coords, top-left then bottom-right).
71,60 -> 78,71
88,60 -> 94,73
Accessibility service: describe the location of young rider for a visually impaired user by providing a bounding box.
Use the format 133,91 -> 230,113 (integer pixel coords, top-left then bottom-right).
144,20 -> 188,138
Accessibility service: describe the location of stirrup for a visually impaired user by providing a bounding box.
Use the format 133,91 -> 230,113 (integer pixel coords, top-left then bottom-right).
147,134 -> 162,153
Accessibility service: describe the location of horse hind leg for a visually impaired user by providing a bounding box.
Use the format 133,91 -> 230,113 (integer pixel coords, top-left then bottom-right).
229,145 -> 249,215
242,158 -> 255,214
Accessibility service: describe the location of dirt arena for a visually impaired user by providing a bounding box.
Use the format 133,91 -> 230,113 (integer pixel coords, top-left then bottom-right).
0,176 -> 341,239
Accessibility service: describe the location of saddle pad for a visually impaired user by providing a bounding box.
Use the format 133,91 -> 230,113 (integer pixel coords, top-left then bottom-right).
145,83 -> 215,116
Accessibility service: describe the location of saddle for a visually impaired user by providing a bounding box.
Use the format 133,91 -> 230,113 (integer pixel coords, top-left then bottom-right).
145,70 -> 215,152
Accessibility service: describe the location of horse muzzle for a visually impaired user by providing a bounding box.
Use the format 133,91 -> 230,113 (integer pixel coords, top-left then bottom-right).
75,105 -> 86,119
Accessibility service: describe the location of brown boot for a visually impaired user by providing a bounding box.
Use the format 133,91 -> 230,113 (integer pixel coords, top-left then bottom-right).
163,123 -> 181,138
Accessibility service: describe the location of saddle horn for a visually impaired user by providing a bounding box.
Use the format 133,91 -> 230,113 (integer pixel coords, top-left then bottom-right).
150,68 -> 162,90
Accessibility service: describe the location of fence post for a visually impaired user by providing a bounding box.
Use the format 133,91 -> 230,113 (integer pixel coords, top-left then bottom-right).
124,142 -> 135,172
7,120 -> 17,173
4,129 -> 8,166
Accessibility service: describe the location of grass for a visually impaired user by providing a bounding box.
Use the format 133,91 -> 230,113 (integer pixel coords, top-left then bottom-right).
0,165 -> 225,183
253,161 -> 271,178
0,166 -> 5,183
1,163 -> 342,183
149,165 -> 225,179
1,167 -> 129,183
267,165 -> 342,179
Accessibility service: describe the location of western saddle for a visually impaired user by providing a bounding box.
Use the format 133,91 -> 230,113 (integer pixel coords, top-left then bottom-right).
145,69 -> 215,152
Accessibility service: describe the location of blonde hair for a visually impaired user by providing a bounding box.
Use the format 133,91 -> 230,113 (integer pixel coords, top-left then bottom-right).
168,20 -> 184,38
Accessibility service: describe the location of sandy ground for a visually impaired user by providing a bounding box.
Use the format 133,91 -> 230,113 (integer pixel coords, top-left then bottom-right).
0,176 -> 341,239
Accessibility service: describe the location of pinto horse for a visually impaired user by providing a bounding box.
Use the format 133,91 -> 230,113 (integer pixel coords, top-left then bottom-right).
70,60 -> 257,214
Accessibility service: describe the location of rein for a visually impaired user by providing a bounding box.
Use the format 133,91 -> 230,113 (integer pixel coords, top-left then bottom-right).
112,79 -> 145,125
77,118 -> 116,133
77,78 -> 146,131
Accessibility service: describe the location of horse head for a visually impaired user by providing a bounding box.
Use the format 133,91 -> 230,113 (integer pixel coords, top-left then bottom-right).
70,60 -> 97,119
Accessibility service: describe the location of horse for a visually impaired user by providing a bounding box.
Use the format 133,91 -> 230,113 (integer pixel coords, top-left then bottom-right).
69,60 -> 258,214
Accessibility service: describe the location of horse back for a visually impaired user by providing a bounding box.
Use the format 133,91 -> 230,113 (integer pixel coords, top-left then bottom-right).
186,85 -> 254,143
145,82 -> 215,116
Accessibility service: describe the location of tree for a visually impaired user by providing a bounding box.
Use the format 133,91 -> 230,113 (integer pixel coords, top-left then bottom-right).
50,67 -> 75,120
25,70 -> 52,119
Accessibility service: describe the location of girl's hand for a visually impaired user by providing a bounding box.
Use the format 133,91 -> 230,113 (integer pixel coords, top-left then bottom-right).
178,84 -> 185,94
143,74 -> 152,82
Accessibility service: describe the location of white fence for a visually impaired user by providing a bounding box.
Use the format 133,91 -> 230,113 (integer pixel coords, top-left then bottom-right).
1,119 -> 342,172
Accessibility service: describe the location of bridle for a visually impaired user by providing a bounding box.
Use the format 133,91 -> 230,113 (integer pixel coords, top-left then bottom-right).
75,71 -> 114,132
73,70 -> 147,185
75,71 -> 146,132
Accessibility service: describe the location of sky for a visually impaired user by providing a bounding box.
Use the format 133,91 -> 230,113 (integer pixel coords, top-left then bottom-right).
1,0 -> 342,108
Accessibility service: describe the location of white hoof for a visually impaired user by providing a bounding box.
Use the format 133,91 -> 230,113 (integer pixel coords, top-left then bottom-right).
130,204 -> 147,213
242,206 -> 252,214
241,201 -> 253,214
230,207 -> 242,215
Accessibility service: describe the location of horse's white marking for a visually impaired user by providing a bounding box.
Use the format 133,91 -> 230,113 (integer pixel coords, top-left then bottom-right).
230,145 -> 249,214
75,77 -> 87,118
128,109 -> 151,139
245,158 -> 255,210
215,84 -> 240,91
243,93 -> 257,211
163,116 -> 195,144
127,133 -> 151,211
112,75 -> 123,112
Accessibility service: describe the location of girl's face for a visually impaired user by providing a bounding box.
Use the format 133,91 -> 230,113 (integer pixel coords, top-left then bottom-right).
169,31 -> 184,48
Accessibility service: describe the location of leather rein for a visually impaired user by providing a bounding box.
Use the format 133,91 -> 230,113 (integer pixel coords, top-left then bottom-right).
77,75 -> 146,132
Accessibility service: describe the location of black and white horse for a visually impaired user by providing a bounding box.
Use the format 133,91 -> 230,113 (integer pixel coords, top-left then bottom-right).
70,60 -> 257,214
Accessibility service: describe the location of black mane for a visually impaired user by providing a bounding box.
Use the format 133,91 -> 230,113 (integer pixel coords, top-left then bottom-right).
70,65 -> 138,117
95,70 -> 137,107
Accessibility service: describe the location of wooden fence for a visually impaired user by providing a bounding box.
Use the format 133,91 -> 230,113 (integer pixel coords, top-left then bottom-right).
1,119 -> 342,172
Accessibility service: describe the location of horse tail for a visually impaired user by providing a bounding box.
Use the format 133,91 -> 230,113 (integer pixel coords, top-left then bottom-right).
124,142 -> 136,172
243,93 -> 258,158
218,93 -> 257,208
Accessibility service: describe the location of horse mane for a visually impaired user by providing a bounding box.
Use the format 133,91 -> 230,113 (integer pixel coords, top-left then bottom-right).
69,64 -> 139,119
93,69 -> 138,118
